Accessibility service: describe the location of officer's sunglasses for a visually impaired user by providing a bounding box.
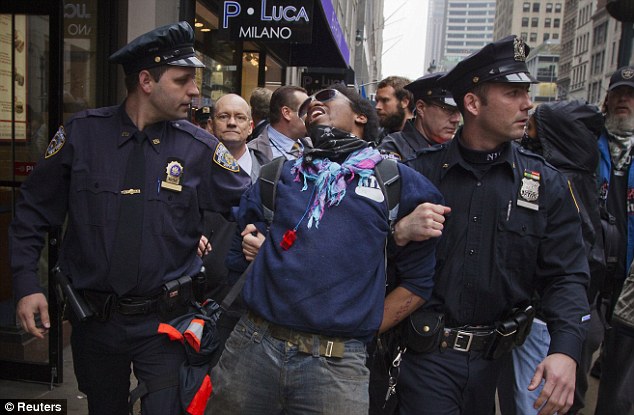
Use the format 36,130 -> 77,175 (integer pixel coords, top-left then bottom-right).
298,89 -> 349,119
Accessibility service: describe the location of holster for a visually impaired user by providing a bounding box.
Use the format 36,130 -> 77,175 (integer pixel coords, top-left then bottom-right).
402,309 -> 445,354
483,305 -> 534,360
158,275 -> 194,321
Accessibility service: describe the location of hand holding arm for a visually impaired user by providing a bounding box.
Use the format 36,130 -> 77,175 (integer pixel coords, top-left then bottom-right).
16,293 -> 50,339
530,353 -> 577,415
241,223 -> 266,262
392,203 -> 451,246
197,235 -> 212,257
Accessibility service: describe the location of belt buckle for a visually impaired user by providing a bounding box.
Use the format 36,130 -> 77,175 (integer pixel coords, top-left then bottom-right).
453,330 -> 473,352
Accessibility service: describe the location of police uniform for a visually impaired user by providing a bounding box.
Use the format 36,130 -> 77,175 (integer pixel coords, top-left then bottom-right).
396,36 -> 591,415
9,21 -> 250,415
378,73 -> 457,161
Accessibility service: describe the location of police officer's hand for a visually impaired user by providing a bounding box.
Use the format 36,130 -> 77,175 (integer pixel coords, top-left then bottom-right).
241,224 -> 265,262
529,352 -> 576,415
198,235 -> 212,257
393,202 -> 451,246
16,293 -> 50,339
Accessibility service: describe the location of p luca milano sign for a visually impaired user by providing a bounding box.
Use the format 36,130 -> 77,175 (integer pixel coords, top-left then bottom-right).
222,0 -> 314,43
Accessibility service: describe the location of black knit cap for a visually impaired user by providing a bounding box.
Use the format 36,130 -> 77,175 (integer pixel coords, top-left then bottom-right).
405,72 -> 456,107
439,35 -> 538,100
109,21 -> 204,75
608,66 -> 634,90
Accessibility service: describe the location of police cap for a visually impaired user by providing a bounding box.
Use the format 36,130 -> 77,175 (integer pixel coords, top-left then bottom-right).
439,35 -> 538,101
195,106 -> 213,123
608,66 -> 634,90
109,21 -> 204,75
405,73 -> 457,107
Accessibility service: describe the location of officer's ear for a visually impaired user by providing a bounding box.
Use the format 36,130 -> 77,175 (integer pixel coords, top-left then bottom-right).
463,92 -> 480,117
138,70 -> 154,94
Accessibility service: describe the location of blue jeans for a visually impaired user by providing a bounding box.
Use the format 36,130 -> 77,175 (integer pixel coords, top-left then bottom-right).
208,314 -> 370,415
511,319 -> 550,415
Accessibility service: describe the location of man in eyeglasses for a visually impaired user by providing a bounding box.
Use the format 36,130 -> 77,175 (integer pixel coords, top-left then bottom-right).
248,85 -> 310,164
379,73 -> 461,161
207,84 -> 445,414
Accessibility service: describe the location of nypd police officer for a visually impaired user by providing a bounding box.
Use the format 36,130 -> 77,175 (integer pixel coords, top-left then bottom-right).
392,35 -> 590,415
379,72 -> 461,161
9,22 -> 249,415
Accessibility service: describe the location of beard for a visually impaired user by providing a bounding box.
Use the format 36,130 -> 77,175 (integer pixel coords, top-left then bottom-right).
380,106 -> 406,133
606,112 -> 634,135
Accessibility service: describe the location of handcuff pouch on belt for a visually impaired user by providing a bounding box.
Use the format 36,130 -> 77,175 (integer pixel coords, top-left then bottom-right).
402,309 -> 445,354
483,305 -> 535,360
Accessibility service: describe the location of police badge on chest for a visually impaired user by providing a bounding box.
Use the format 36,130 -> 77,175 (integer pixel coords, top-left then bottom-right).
161,158 -> 184,192
517,169 -> 540,211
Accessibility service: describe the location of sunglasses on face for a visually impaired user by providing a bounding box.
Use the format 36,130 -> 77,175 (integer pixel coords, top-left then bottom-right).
298,89 -> 348,118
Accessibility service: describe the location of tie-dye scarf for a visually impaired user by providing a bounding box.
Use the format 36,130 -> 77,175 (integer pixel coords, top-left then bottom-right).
291,129 -> 382,228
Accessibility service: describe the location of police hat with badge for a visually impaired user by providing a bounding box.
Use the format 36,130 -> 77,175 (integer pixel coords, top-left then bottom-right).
109,21 -> 204,75
405,72 -> 457,108
195,106 -> 213,124
439,35 -> 538,104
608,65 -> 634,91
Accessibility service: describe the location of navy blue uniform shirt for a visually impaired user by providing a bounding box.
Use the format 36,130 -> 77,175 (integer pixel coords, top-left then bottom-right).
231,155 -> 444,342
406,131 -> 590,362
378,119 -> 435,161
10,104 -> 250,299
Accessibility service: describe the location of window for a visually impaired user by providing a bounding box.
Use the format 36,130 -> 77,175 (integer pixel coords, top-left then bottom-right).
545,18 -> 552,27
543,33 -> 550,41
530,32 -> 538,43
521,32 -> 528,41
522,17 -> 529,27
523,2 -> 531,12
554,18 -> 560,28
555,3 -> 562,12
533,2 -> 540,12
531,17 -> 539,27
553,33 -> 559,39
546,3 -> 553,12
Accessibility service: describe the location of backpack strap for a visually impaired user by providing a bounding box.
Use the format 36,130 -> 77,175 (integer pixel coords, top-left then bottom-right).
374,159 -> 401,224
258,156 -> 286,225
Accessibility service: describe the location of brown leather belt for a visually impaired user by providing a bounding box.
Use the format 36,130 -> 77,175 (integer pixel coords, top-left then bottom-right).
247,311 -> 347,358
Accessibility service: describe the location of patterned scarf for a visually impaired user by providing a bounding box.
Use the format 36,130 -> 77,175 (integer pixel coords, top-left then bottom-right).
291,125 -> 382,229
607,130 -> 634,171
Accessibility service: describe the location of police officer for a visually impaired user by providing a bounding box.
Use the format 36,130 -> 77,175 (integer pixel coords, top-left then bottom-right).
195,105 -> 214,133
392,35 -> 590,415
9,21 -> 249,415
379,73 -> 461,161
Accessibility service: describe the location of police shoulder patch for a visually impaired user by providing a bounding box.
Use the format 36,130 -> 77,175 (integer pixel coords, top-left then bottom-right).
45,126 -> 66,159
213,142 -> 240,172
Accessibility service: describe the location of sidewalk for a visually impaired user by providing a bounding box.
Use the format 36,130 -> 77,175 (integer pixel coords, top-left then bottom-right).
0,344 -> 88,414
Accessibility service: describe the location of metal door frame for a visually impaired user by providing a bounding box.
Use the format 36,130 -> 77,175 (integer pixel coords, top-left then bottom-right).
0,0 -> 64,385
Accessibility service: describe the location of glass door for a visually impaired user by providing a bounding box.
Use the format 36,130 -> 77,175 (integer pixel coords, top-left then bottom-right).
0,1 -> 63,384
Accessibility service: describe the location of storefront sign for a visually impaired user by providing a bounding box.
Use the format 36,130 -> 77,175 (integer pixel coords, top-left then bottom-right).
301,68 -> 355,94
64,1 -> 98,39
222,0 -> 314,43
14,161 -> 37,176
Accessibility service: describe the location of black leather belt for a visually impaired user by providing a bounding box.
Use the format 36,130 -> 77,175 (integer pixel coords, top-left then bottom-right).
115,296 -> 160,315
441,327 -> 496,352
